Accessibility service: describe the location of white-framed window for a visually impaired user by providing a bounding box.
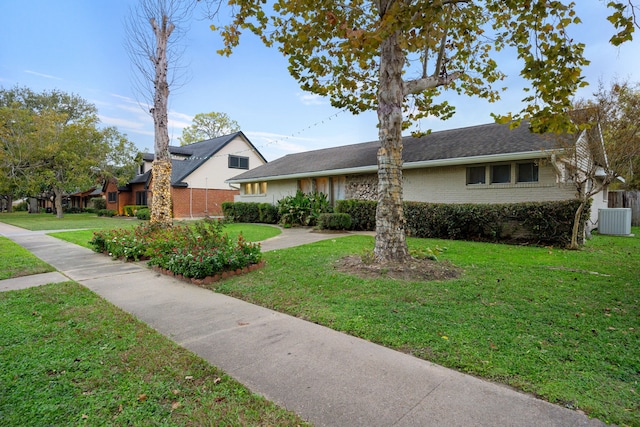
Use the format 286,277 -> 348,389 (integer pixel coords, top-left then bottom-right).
229,155 -> 249,169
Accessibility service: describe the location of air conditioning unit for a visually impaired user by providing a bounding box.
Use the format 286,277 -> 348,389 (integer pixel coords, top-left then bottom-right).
598,208 -> 632,236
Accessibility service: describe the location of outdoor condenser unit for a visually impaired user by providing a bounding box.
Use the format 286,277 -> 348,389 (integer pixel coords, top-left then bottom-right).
598,208 -> 632,236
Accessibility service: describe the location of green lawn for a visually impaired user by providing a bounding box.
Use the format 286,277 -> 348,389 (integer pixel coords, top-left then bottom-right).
210,228 -> 640,427
0,212 -> 140,231
0,237 -> 55,280
0,282 -> 308,426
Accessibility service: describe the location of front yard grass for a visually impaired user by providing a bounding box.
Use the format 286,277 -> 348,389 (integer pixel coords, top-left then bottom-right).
0,211 -> 139,231
211,228 -> 639,427
0,282 -> 308,426
0,237 -> 55,280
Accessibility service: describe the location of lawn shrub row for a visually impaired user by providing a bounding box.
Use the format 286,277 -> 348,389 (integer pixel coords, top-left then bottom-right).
222,202 -> 279,224
336,199 -> 590,246
122,205 -> 148,217
97,209 -> 117,217
89,218 -> 262,279
317,212 -> 352,230
222,191 -> 331,227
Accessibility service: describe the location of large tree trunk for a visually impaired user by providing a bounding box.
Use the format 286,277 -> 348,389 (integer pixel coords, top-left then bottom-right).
53,187 -> 64,219
374,28 -> 410,263
149,15 -> 174,226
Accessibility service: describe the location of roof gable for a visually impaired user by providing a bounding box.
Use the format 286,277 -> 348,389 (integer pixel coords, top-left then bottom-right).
136,131 -> 265,186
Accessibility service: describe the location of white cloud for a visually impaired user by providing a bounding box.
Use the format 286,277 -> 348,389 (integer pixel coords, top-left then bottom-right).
24,70 -> 62,80
296,92 -> 325,106
99,114 -> 149,130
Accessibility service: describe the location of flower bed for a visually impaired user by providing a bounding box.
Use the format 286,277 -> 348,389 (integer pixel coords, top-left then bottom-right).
90,219 -> 263,280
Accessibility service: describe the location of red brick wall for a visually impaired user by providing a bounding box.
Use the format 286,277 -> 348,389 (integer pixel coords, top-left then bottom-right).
104,180 -> 119,212
171,188 -> 239,218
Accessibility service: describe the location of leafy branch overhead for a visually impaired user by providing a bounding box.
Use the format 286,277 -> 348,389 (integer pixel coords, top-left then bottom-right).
216,1 -> 610,132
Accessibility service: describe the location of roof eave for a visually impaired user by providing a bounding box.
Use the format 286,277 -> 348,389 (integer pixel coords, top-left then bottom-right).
227,149 -> 562,184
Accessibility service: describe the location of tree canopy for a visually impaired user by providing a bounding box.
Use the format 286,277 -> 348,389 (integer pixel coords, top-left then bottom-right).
0,86 -> 139,217
178,111 -> 240,145
578,79 -> 640,190
214,0 -> 638,259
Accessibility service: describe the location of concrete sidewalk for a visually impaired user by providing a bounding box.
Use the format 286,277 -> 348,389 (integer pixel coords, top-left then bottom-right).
0,222 -> 604,426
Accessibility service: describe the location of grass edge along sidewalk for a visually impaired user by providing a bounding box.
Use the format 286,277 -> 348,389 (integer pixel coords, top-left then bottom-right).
0,281 -> 309,426
210,229 -> 640,427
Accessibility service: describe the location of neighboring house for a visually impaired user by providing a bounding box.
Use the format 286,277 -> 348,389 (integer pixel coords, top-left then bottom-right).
115,132 -> 266,218
228,122 -> 610,227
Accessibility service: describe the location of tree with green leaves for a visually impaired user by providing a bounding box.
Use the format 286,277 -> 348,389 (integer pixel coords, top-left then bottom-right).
214,0 -> 639,261
588,79 -> 640,190
0,86 -> 139,218
178,111 -> 240,145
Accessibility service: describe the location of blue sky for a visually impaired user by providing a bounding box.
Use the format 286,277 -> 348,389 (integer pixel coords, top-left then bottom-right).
1,1 -> 639,161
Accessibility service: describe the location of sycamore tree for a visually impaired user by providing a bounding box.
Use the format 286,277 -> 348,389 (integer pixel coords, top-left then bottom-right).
125,0 -> 198,225
178,111 -> 240,145
214,1 -> 633,262
0,86 -> 139,218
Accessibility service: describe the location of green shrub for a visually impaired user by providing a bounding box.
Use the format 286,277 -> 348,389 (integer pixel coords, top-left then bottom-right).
335,199 -> 377,231
234,202 -> 260,223
90,219 -> 262,278
91,197 -> 106,210
13,200 -> 28,211
97,209 -> 116,217
334,199 -> 589,247
222,202 -> 235,221
277,191 -> 331,227
123,205 -> 148,217
136,208 -> 150,220
222,202 -> 279,224
318,213 -> 352,230
63,206 -> 83,214
259,203 -> 279,224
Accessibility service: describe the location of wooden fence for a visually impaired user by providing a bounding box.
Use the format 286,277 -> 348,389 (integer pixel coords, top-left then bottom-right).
608,191 -> 640,226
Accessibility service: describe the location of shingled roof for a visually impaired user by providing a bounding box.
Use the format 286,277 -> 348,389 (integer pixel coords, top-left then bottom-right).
228,121 -> 570,183
134,131 -> 265,187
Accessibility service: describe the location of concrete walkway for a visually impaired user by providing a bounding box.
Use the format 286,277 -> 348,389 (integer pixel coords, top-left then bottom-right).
0,222 -> 604,426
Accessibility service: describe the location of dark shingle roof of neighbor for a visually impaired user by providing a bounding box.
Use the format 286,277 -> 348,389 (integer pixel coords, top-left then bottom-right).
138,131 -> 265,186
229,121 -> 569,182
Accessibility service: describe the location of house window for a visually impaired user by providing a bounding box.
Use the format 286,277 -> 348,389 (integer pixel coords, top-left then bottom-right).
466,166 -> 486,185
229,155 -> 249,169
517,162 -> 539,183
244,182 -> 267,195
108,192 -> 117,203
491,164 -> 511,183
135,191 -> 147,206
138,163 -> 145,175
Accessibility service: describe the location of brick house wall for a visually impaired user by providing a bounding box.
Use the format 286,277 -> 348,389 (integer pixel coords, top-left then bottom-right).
171,187 -> 238,218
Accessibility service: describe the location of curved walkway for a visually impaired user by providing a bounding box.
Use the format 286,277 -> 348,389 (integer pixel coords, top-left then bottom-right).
0,222 -> 604,426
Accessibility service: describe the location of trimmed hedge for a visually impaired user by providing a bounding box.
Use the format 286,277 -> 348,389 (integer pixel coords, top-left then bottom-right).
136,208 -> 150,220
334,199 -> 377,231
337,199 -> 591,247
318,213 -> 352,230
123,205 -> 148,217
97,209 -> 117,217
222,201 -> 278,224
